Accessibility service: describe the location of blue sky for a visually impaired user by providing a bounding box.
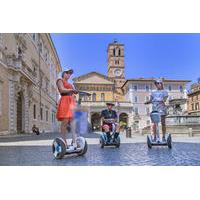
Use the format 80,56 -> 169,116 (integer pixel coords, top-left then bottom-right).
51,33 -> 200,85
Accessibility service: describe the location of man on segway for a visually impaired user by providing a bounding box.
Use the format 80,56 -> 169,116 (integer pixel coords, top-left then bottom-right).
145,79 -> 168,142
101,102 -> 120,143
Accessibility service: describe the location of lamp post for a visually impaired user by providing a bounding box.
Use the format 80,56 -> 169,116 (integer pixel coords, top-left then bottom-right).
115,97 -> 120,123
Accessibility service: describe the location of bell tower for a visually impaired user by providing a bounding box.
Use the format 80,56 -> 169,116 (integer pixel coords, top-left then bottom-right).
107,40 -> 125,90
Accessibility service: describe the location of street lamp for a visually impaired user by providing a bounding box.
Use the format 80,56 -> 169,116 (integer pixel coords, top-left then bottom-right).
115,97 -> 120,123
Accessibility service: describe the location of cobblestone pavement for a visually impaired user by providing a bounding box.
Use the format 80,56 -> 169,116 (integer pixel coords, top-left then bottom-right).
0,132 -> 200,166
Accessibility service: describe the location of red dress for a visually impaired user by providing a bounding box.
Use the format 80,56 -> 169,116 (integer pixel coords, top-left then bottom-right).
56,79 -> 76,121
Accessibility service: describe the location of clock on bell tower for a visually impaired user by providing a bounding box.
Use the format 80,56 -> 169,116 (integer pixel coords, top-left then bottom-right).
107,40 -> 125,89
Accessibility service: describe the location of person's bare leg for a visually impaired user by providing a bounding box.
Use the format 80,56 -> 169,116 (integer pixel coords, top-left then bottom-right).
103,124 -> 111,142
161,116 -> 166,139
116,124 -> 120,133
60,119 -> 69,145
114,123 -> 120,139
152,123 -> 156,140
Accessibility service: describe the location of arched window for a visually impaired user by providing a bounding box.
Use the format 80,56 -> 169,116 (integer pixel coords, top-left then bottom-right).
118,48 -> 121,56
92,93 -> 96,101
101,93 -> 105,101
113,48 -> 115,56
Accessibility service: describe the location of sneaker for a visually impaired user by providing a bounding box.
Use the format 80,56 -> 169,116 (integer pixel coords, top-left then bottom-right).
152,136 -> 156,142
68,145 -> 76,151
106,140 -> 111,144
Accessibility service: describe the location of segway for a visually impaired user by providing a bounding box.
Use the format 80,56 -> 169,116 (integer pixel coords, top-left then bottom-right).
100,121 -> 120,148
147,111 -> 172,149
52,91 -> 91,159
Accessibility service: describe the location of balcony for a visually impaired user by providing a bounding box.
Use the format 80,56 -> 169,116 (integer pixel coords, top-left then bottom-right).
7,55 -> 36,84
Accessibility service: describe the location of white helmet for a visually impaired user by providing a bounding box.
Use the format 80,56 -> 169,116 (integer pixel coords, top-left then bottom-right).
154,79 -> 163,84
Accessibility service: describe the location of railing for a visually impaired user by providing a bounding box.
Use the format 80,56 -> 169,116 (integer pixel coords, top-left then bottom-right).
166,115 -> 200,125
7,55 -> 36,83
81,101 -> 133,108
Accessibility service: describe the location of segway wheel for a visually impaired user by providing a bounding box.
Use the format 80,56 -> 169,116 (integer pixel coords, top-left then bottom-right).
52,138 -> 66,159
167,134 -> 172,149
147,135 -> 152,149
115,136 -> 120,148
77,137 -> 88,156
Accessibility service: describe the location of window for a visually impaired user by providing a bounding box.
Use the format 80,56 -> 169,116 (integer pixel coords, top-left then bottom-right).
83,95 -> 88,101
179,85 -> 183,92
17,46 -> 22,58
45,78 -> 49,93
33,104 -> 36,119
146,84 -> 150,91
115,60 -> 119,65
0,82 -> 2,115
168,85 -> 172,91
39,40 -> 43,54
118,48 -> 121,56
32,33 -> 36,41
134,107 -> 139,115
46,110 -> 48,122
113,48 -> 115,56
195,103 -> 199,110
44,47 -> 49,62
146,107 -> 150,115
92,93 -> 96,101
147,120 -> 150,126
134,96 -> 138,103
52,111 -> 55,123
192,103 -> 194,111
133,85 -> 137,91
40,107 -> 43,120
101,93 -> 105,101
145,96 -> 149,102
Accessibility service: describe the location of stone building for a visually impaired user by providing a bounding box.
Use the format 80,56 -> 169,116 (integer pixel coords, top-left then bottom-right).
0,33 -> 61,135
73,40 -> 133,131
187,80 -> 200,115
122,78 -> 190,132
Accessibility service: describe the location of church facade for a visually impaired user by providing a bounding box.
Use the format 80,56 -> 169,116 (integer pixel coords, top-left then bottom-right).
73,41 -> 133,131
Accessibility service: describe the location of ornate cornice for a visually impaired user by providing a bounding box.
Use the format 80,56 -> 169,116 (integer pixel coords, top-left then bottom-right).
73,71 -> 114,83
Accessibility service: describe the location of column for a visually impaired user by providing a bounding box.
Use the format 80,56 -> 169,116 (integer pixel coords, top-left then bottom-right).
9,80 -> 16,134
23,85 -> 30,133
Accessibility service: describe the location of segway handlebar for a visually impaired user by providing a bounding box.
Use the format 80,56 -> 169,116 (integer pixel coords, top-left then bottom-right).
78,91 -> 91,97
103,118 -> 116,124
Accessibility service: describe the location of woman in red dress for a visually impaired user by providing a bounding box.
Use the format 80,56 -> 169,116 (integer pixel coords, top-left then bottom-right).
56,68 -> 78,146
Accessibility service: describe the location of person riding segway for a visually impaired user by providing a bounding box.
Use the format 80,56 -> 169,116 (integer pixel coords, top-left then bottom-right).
52,68 -> 89,159
145,79 -> 172,148
99,102 -> 120,148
